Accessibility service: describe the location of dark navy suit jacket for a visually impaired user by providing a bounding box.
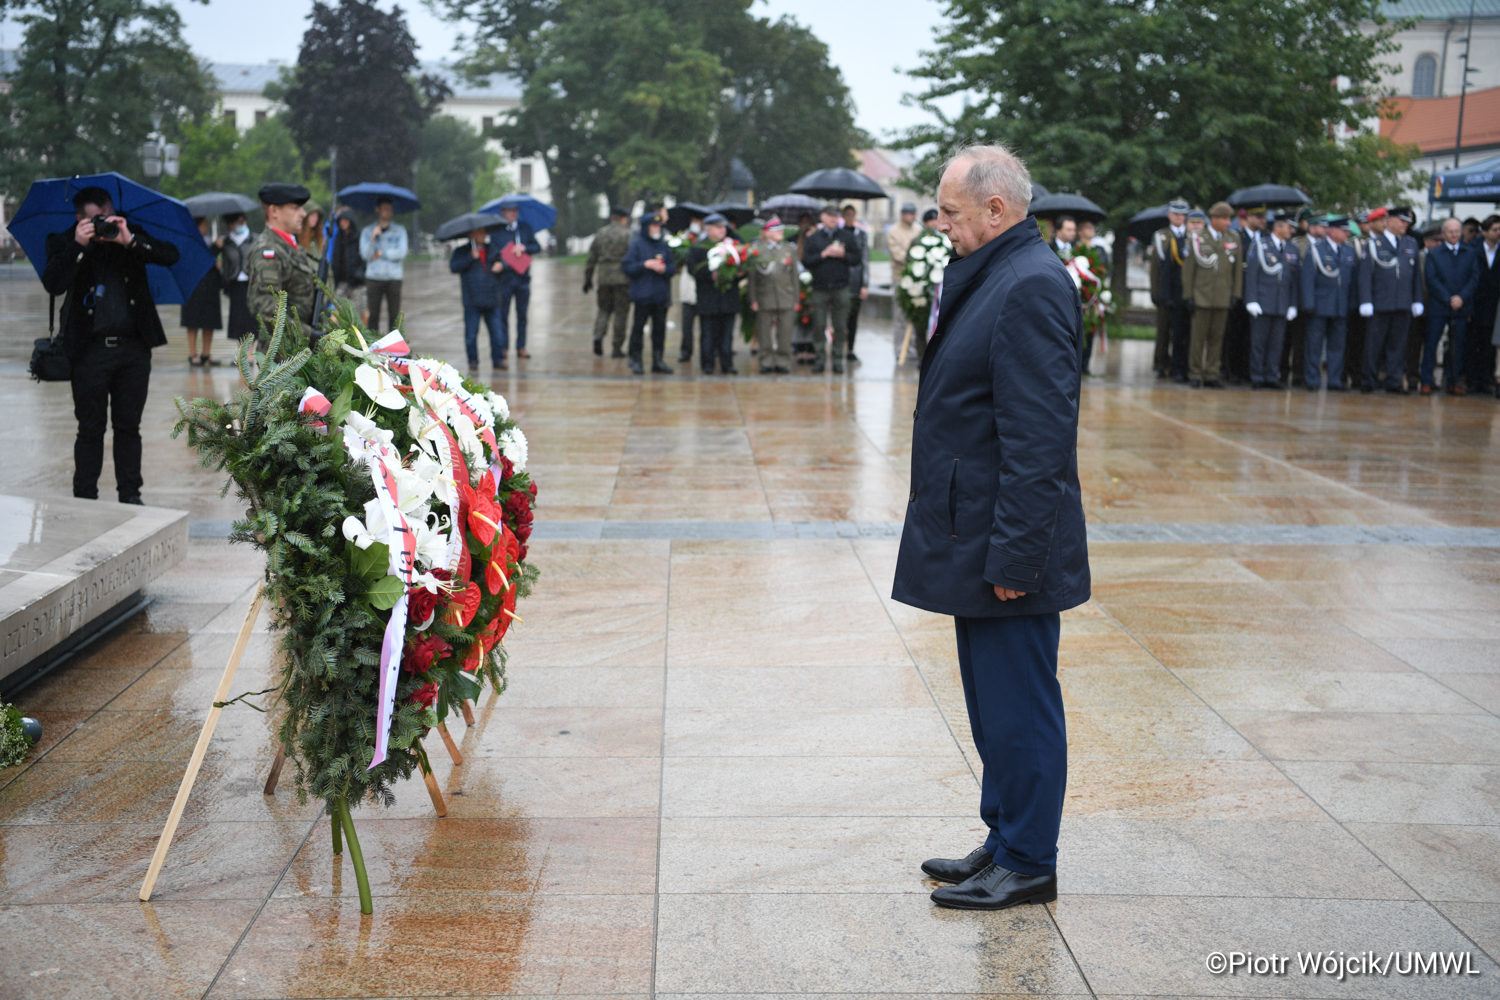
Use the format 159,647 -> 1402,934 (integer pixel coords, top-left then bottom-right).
490,222 -> 541,285
1425,240 -> 1481,314
891,217 -> 1090,619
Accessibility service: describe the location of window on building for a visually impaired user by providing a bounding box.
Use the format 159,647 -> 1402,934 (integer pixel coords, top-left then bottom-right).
482,116 -> 494,131
223,109 -> 237,129
255,110 -> 268,124
1413,54 -> 1437,98
519,163 -> 533,191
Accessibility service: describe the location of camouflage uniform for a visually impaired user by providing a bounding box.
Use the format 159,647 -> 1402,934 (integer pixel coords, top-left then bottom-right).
246,228 -> 317,337
585,220 -> 634,353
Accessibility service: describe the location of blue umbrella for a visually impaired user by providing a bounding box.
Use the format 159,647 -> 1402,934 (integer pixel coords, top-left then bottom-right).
477,193 -> 557,232
8,172 -> 214,306
337,183 -> 420,214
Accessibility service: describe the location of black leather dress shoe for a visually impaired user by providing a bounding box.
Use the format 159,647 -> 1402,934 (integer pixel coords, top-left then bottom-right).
921,846 -> 992,884
930,863 -> 1057,910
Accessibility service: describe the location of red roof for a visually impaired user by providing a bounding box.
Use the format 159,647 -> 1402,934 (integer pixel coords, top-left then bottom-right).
1381,87 -> 1500,155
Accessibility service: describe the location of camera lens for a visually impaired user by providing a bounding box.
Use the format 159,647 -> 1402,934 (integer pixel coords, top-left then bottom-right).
94,219 -> 119,240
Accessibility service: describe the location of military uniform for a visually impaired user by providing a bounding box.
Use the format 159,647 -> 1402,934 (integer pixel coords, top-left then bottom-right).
1180,225 -> 1244,384
1283,229 -> 1315,383
585,217 -> 634,354
1299,233 -> 1359,389
1357,225 -> 1421,391
1243,232 -> 1299,388
246,227 -> 317,336
748,233 -> 801,373
1344,232 -> 1368,388
1222,220 -> 1263,382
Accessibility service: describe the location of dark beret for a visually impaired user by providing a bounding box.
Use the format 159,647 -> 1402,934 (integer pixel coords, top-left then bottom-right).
258,183 -> 310,207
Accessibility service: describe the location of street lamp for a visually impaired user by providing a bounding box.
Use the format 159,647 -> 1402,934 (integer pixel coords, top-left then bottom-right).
141,113 -> 179,191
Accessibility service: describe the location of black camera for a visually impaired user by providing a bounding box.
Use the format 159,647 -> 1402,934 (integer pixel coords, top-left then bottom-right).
92,217 -> 120,241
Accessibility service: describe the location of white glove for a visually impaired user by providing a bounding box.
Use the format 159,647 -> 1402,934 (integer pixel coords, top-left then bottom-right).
1286,306 -> 1298,321
1246,302 -> 1263,317
1359,302 -> 1374,318
1412,302 -> 1424,317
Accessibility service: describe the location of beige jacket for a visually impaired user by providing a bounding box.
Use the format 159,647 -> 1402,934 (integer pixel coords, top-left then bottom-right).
887,220 -> 923,271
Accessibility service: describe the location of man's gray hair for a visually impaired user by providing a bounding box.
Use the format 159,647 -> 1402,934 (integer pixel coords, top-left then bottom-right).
942,143 -> 1032,216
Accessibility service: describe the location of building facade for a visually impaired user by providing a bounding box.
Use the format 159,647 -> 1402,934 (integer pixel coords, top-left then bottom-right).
210,61 -> 552,209
1366,0 -> 1500,220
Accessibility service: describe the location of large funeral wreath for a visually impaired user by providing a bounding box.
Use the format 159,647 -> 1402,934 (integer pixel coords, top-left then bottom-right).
173,292 -> 538,912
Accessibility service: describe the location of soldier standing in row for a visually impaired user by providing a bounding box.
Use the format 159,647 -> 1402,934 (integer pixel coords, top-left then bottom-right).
1344,212 -> 1371,387
1180,202 -> 1243,388
1283,211 -> 1324,384
748,217 -> 800,374
1357,207 -> 1423,394
246,183 -> 317,339
585,206 -> 634,357
1243,210 -> 1299,390
1223,206 -> 1264,383
1148,199 -> 1190,379
1300,215 -> 1358,391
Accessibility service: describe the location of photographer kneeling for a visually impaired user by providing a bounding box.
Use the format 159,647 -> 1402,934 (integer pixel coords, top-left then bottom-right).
42,186 -> 179,505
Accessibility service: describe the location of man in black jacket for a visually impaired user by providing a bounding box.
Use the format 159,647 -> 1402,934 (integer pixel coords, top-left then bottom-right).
801,204 -> 863,374
686,213 -> 744,374
892,143 -> 1089,912
43,186 -> 179,504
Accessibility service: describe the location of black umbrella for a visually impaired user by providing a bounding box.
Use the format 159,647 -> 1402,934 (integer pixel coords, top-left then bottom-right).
787,167 -> 886,201
666,201 -> 713,233
1031,181 -> 1051,202
1127,204 -> 1171,242
705,202 -> 757,227
760,193 -> 823,218
1029,192 -> 1107,224
182,192 -> 258,218
434,211 -> 506,241
1227,184 -> 1311,209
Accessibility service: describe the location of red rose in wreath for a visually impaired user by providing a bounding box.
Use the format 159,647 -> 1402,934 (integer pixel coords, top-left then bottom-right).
403,634 -> 451,674
408,682 -> 439,708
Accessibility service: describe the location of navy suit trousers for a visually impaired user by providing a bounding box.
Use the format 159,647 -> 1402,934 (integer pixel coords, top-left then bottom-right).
1304,315 -> 1346,388
1364,311 -> 1409,390
499,278 -> 531,351
954,612 -> 1065,876
1423,307 -> 1468,388
1248,314 -> 1286,386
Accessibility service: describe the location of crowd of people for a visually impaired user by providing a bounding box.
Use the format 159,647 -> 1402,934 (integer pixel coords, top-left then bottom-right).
1146,201 -> 1500,396
578,200 -> 945,376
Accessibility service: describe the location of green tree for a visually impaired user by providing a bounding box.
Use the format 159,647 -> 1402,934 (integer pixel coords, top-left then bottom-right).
282,0 -> 450,191
432,0 -> 731,238
695,15 -> 861,201
414,114 -> 490,228
897,0 -> 1420,303
0,0 -> 216,193
433,1 -> 862,225
163,116 -> 329,208
472,150 -> 516,208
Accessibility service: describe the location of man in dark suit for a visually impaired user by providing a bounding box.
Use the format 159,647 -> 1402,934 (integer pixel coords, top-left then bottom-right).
1151,199 -> 1191,381
1049,214 -> 1076,258
893,143 -> 1090,911
1356,207 -> 1423,394
1463,215 -> 1499,395
43,185 -> 180,504
1300,215 -> 1358,391
490,204 -> 542,362
1422,217 -> 1482,395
